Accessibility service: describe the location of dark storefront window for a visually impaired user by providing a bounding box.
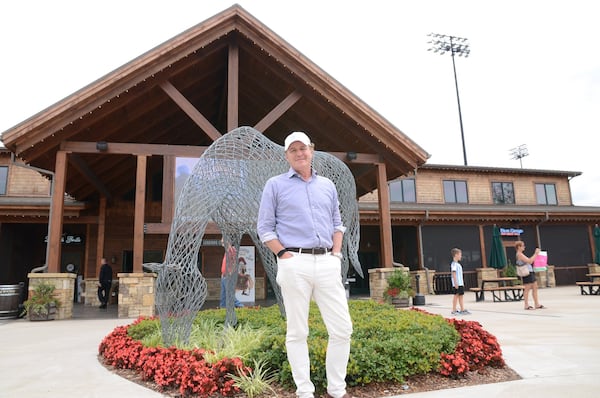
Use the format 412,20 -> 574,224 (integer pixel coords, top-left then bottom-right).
391,226 -> 418,268
538,225 -> 590,265
492,182 -> 515,204
536,183 -> 557,205
422,225 -> 480,272
389,179 -> 416,203
443,180 -> 468,203
0,166 -> 7,195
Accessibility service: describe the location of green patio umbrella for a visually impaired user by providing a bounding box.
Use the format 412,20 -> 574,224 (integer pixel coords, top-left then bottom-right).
489,225 -> 507,269
594,225 -> 600,264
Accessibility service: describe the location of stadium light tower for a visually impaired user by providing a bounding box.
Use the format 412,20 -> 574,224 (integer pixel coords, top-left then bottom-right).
428,33 -> 470,166
510,144 -> 529,168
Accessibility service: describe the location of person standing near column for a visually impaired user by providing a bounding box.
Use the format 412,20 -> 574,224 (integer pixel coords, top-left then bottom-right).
220,240 -> 243,308
257,131 -> 352,398
97,258 -> 113,309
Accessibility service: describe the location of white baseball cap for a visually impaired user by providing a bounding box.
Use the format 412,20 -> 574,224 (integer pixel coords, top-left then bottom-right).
284,131 -> 312,151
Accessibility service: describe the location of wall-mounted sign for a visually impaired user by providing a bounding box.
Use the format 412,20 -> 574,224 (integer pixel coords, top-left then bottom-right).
500,228 -> 523,236
44,234 -> 85,244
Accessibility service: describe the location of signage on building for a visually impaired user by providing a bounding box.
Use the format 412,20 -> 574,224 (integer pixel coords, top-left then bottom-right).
500,228 -> 523,236
44,234 -> 85,244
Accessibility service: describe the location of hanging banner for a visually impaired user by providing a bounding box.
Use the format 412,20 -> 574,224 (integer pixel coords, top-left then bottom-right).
235,246 -> 255,303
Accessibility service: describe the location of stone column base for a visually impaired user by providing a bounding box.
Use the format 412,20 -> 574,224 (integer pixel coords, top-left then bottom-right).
411,269 -> 435,295
535,265 -> 556,288
368,266 -> 410,301
27,273 -> 76,320
117,273 -> 157,318
477,268 -> 499,288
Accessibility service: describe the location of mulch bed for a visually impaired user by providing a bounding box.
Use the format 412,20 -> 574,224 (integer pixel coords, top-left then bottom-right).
100,356 -> 521,397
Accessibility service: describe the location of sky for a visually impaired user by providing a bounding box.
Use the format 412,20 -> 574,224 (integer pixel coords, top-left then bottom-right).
1,0 -> 599,205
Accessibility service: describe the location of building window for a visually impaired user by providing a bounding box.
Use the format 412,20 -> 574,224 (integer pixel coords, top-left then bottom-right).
443,180 -> 468,203
492,182 -> 515,204
536,183 -> 557,205
389,178 -> 416,202
0,166 -> 7,195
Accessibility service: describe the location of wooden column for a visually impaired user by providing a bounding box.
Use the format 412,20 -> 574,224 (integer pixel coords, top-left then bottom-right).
227,41 -> 239,132
96,196 -> 107,272
479,225 -> 487,268
376,162 -> 393,268
47,151 -> 67,273
162,155 -> 175,224
133,155 -> 147,272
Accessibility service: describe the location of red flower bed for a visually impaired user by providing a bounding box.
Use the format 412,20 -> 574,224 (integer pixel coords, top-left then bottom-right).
98,318 -> 248,396
439,318 -> 505,378
409,307 -> 506,379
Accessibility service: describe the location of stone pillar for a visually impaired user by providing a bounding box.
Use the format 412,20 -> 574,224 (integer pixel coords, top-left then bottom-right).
27,273 -> 76,320
535,265 -> 555,288
83,279 -> 119,306
588,263 -> 600,274
477,268 -> 499,288
368,267 -> 409,301
117,273 -> 157,318
411,269 -> 434,295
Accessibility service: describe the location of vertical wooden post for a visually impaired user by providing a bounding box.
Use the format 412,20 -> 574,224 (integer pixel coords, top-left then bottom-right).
133,155 -> 147,272
479,225 -> 487,268
162,155 -> 175,224
376,162 -> 393,268
96,196 -> 107,274
47,151 -> 67,273
227,41 -> 239,132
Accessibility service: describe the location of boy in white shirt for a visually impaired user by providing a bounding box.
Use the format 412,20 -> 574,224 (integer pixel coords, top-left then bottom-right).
450,248 -> 470,315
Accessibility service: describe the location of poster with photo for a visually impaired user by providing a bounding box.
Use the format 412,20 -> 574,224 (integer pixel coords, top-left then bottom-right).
235,246 -> 255,303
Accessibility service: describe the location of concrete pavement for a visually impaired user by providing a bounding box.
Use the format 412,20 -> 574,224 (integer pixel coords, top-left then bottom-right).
0,286 -> 598,397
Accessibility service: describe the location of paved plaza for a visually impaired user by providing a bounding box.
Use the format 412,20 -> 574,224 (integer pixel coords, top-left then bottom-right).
0,286 -> 598,397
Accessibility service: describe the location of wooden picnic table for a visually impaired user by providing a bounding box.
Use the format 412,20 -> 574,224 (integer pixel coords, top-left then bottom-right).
470,276 -> 523,302
577,273 -> 600,295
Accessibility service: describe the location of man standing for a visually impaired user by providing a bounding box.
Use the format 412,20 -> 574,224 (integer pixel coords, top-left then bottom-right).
97,258 -> 113,309
257,131 -> 352,398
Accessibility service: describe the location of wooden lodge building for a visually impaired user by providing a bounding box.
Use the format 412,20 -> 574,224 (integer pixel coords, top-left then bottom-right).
1,5 -> 599,316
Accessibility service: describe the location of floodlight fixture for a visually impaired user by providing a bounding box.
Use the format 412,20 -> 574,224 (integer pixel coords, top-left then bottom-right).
428,33 -> 471,166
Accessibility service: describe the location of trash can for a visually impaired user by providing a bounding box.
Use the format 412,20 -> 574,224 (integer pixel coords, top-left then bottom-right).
0,283 -> 25,319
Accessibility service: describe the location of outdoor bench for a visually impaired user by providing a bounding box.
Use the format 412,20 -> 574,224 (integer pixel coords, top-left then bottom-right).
470,286 -> 524,302
575,281 -> 600,295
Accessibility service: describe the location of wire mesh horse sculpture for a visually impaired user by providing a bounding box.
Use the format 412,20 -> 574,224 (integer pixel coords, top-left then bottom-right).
151,126 -> 361,345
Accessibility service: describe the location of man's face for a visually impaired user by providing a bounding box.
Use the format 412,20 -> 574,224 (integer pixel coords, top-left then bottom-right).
285,141 -> 313,169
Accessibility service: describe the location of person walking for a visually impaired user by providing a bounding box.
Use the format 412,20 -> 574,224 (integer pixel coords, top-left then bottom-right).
515,240 -> 545,310
450,248 -> 470,315
97,258 -> 113,309
257,131 -> 352,398
220,240 -> 243,308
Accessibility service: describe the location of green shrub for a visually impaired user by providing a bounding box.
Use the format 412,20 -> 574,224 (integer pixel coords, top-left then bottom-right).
129,300 -> 459,393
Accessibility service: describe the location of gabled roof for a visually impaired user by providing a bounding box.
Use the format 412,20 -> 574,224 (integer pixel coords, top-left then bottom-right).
1,4 -> 428,201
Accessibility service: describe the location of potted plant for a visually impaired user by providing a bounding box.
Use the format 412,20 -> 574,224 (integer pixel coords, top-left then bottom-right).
22,282 -> 60,321
384,269 -> 414,307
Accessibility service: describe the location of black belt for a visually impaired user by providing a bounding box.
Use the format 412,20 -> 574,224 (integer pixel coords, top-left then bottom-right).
286,247 -> 331,255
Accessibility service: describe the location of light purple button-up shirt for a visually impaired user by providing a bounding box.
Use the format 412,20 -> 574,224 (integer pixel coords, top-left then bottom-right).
257,168 -> 345,249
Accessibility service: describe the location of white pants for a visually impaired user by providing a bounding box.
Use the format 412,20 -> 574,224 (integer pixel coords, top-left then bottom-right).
276,252 -> 353,398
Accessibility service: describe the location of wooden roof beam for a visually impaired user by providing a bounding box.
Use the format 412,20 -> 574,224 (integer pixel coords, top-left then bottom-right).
68,154 -> 112,201
159,80 -> 222,141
